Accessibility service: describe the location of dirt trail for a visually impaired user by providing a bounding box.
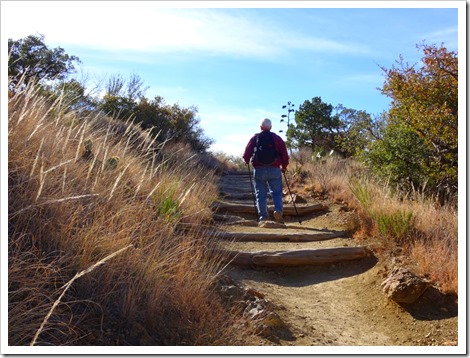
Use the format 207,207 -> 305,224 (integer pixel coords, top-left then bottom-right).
212,171 -> 458,347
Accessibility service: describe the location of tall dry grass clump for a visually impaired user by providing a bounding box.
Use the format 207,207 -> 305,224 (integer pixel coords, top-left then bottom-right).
8,81 -> 234,346
350,179 -> 458,294
289,149 -> 458,295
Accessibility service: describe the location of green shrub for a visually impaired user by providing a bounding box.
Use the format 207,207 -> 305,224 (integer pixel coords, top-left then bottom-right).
350,179 -> 414,243
373,209 -> 414,242
349,179 -> 372,206
364,120 -> 432,194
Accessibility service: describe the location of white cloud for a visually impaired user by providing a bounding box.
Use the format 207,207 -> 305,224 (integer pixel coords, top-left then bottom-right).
198,109 -> 257,156
3,2 -> 372,61
420,26 -> 458,49
210,134 -> 247,157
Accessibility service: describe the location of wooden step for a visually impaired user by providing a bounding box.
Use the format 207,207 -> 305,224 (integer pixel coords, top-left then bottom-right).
216,247 -> 371,268
210,229 -> 346,242
219,192 -> 254,200
222,170 -> 251,176
212,201 -> 327,216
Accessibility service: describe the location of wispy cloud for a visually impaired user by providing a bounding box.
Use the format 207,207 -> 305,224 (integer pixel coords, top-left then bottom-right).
210,133 -> 248,156
3,3 -> 372,61
339,73 -> 386,85
419,26 -> 458,48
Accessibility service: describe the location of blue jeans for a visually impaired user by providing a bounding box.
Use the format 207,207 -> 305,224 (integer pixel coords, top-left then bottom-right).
253,167 -> 283,221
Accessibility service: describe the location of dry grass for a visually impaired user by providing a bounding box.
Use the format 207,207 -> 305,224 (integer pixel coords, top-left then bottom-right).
408,200 -> 458,294
8,82 -> 236,346
289,148 -> 458,295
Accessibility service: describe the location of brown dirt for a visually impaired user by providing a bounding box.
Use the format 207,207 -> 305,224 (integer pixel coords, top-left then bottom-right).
214,172 -> 459,349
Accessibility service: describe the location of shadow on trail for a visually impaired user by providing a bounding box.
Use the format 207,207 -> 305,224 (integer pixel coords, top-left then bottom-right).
400,287 -> 458,320
227,256 -> 378,288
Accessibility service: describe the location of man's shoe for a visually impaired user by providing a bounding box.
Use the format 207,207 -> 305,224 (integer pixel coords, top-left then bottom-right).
274,211 -> 284,223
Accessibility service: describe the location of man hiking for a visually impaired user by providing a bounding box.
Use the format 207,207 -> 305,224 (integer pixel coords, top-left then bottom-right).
243,118 -> 289,223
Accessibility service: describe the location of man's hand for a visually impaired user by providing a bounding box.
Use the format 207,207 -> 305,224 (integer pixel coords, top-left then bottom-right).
281,168 -> 287,173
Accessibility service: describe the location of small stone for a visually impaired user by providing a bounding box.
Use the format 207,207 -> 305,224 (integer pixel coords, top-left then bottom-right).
258,220 -> 286,229
260,312 -> 285,328
381,266 -> 430,303
285,193 -> 307,204
442,341 -> 457,346
246,288 -> 265,299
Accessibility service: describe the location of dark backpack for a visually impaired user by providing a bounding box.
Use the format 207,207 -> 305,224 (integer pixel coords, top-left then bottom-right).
254,131 -> 277,165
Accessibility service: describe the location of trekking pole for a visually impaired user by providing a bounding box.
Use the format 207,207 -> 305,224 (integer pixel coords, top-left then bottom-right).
246,163 -> 258,220
283,171 -> 302,224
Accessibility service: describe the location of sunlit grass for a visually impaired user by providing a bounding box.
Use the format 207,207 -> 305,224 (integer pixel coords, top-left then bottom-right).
289,148 -> 458,294
8,81 -> 235,346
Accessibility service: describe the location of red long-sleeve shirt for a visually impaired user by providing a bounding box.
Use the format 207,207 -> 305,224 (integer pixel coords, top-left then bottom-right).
243,130 -> 289,170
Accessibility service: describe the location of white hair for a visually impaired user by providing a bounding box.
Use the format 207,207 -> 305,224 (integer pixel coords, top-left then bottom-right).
260,118 -> 272,130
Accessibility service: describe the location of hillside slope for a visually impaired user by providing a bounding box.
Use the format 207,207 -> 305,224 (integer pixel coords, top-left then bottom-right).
212,171 -> 458,349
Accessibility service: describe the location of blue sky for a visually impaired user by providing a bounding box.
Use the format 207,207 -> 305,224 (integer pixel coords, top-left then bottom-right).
2,1 -> 462,156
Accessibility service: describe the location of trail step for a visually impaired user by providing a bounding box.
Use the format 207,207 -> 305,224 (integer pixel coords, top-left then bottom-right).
219,192 -> 254,200
216,246 -> 371,268
222,170 -> 251,176
210,229 -> 346,242
211,170 -> 373,270
212,201 -> 327,216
